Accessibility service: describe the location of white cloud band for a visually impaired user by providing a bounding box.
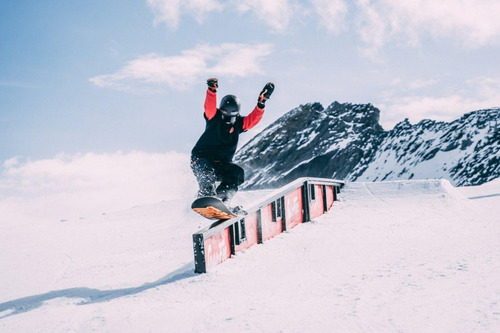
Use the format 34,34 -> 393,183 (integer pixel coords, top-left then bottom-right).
147,0 -> 500,53
379,77 -> 500,128
147,0 -> 223,29
90,43 -> 273,92
356,0 -> 500,56
0,151 -> 194,220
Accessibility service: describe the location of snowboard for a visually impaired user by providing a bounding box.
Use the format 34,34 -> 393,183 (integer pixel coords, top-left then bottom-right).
191,196 -> 237,220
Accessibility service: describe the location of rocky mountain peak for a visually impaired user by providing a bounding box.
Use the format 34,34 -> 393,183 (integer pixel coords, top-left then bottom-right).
235,103 -> 499,189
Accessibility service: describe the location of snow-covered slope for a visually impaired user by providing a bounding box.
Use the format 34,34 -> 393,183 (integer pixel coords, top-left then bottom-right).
1,154 -> 499,332
356,109 -> 500,185
235,104 -> 500,188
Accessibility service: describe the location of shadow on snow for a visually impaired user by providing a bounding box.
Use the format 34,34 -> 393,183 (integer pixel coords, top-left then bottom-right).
0,263 -> 195,319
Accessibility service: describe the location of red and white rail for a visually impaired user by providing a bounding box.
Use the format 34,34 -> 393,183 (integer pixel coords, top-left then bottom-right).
192,177 -> 345,273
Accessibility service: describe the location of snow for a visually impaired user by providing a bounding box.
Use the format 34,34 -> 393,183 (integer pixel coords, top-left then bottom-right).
296,129 -> 319,149
355,111 -> 499,186
281,156 -> 315,177
325,136 -> 353,153
1,152 -> 500,332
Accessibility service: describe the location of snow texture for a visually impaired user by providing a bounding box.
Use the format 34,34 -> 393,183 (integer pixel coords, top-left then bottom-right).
1,152 -> 500,332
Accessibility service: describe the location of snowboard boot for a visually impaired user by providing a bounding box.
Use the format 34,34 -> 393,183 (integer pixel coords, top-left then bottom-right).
221,198 -> 245,215
229,205 -> 244,215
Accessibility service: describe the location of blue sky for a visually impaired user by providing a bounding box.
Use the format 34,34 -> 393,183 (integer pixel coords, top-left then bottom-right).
1,0 -> 500,162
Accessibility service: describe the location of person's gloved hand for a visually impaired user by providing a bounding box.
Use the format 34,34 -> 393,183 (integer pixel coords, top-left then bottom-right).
258,82 -> 275,108
207,78 -> 218,92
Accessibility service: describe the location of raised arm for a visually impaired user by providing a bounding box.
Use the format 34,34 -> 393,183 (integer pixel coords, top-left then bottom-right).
243,82 -> 275,131
204,78 -> 218,120
243,105 -> 264,131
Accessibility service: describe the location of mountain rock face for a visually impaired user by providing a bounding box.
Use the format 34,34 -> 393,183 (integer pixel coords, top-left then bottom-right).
234,102 -> 500,188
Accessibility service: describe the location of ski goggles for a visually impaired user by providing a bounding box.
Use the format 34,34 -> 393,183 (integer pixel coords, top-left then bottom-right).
221,114 -> 236,124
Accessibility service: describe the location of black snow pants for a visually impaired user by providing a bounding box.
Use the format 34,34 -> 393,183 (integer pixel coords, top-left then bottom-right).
190,155 -> 244,201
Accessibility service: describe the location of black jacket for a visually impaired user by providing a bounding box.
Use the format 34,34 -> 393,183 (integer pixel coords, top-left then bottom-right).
191,111 -> 245,162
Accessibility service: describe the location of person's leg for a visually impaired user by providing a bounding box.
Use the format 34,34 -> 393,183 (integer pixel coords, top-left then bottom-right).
215,162 -> 244,202
191,156 -> 217,197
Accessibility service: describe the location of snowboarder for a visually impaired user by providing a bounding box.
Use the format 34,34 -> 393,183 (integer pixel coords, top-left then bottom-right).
191,78 -> 275,207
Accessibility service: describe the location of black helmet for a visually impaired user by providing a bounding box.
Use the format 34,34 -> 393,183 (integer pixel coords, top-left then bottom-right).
219,95 -> 240,125
219,94 -> 240,113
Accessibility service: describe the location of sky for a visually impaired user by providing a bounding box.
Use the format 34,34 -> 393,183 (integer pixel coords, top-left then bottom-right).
1,0 -> 500,162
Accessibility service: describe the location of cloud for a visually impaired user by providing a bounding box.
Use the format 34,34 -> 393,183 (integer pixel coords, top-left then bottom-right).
147,0 -> 223,29
146,0 -> 500,55
89,43 -> 273,92
355,0 -> 391,58
0,151 -> 195,221
233,0 -> 299,32
355,0 -> 500,57
310,0 -> 349,34
208,43 -> 274,76
378,77 -> 500,128
147,0 -> 351,34
145,0 -> 500,54
407,78 -> 438,90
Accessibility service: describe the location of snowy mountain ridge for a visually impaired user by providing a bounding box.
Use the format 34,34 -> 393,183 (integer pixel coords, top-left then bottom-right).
235,102 -> 500,188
